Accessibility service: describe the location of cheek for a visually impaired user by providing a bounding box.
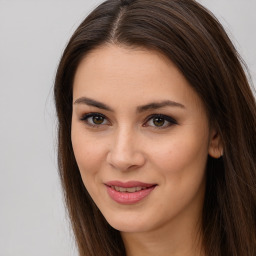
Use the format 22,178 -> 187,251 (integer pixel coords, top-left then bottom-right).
71,126 -> 106,181
71,133 -> 108,203
146,133 -> 208,218
149,130 -> 209,178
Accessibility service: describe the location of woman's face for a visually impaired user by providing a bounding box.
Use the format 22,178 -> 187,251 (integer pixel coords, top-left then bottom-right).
71,45 -> 219,234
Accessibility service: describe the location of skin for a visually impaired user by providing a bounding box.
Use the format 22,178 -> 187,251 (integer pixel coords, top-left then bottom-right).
71,44 -> 222,256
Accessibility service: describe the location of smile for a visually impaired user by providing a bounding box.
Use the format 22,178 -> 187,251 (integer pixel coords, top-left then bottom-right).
110,186 -> 148,193
105,181 -> 157,204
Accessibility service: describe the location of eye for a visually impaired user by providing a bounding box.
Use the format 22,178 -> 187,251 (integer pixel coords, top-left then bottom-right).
80,113 -> 109,127
144,114 -> 177,129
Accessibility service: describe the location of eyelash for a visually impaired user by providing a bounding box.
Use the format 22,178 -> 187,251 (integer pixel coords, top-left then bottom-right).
80,112 -> 109,128
143,114 -> 178,129
80,113 -> 178,129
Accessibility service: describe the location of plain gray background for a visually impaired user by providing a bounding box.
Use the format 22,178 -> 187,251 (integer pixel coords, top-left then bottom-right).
0,1 -> 255,255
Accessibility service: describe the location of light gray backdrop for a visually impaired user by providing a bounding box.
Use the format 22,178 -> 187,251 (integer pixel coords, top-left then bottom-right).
0,1 -> 255,255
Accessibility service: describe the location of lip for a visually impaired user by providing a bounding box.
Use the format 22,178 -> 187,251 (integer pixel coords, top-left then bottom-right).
105,180 -> 157,205
105,180 -> 155,188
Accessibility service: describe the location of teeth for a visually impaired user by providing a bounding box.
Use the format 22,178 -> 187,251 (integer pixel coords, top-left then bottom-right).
126,187 -> 136,193
111,186 -> 147,193
119,187 -> 127,192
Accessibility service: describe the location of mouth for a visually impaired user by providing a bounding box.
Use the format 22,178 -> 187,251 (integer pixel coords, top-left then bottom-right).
105,181 -> 157,204
109,185 -> 150,193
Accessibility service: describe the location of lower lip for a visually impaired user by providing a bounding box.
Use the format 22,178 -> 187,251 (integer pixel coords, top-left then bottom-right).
106,186 -> 156,205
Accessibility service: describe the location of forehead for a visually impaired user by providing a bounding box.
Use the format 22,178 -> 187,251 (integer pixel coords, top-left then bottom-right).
73,44 -> 203,111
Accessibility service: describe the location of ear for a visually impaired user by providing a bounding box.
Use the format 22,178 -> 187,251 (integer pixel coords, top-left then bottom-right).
208,129 -> 223,158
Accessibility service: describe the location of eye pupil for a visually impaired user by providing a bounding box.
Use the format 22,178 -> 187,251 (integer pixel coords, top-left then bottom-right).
153,117 -> 165,126
93,116 -> 104,124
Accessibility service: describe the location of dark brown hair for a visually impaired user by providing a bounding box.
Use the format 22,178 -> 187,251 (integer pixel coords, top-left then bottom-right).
54,0 -> 256,255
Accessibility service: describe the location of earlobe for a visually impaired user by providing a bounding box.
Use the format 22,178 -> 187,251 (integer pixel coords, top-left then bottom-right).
208,129 -> 223,158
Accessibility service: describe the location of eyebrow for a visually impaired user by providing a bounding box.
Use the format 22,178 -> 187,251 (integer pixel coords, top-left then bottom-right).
73,97 -> 185,112
137,100 -> 185,112
74,97 -> 114,111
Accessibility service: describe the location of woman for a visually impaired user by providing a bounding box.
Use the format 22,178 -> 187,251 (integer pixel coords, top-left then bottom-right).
54,0 -> 256,255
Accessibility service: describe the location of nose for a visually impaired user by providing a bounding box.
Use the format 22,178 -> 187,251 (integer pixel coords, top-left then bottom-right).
106,127 -> 146,171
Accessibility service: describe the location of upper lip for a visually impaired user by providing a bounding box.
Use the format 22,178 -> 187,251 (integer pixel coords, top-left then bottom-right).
105,180 -> 156,188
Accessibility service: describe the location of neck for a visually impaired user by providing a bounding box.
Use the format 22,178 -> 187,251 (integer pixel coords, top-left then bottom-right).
122,223 -> 204,256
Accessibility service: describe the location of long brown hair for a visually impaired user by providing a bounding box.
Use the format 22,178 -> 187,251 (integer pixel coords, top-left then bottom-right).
54,0 -> 256,255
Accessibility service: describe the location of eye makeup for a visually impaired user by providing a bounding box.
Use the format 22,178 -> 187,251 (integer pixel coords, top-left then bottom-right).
80,112 -> 110,127
143,114 -> 178,129
80,112 -> 178,130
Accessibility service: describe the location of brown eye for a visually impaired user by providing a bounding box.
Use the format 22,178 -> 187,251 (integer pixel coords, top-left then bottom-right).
144,114 -> 177,129
92,115 -> 105,124
153,117 -> 165,127
81,113 -> 109,127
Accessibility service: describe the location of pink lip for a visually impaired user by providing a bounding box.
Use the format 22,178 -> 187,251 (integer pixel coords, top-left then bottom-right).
105,180 -> 157,205
105,180 -> 155,188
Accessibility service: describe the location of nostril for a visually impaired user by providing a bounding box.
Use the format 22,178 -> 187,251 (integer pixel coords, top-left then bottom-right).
106,149 -> 146,171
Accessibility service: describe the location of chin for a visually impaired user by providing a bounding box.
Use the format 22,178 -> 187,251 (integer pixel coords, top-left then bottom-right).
105,211 -> 149,233
109,220 -> 147,233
